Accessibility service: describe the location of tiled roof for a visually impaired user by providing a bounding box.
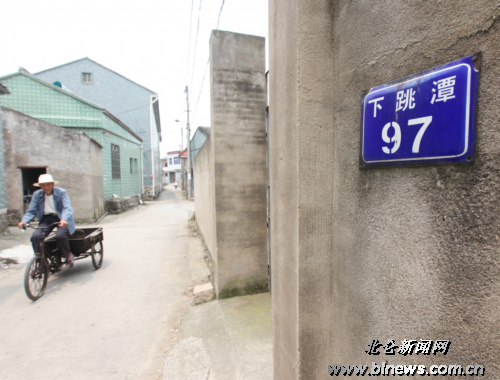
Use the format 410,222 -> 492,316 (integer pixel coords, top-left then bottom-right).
199,127 -> 210,136
0,71 -> 142,142
35,57 -> 157,95
167,150 -> 183,155
0,70 -> 103,109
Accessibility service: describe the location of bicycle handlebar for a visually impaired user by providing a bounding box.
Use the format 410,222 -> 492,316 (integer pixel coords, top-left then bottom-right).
21,222 -> 60,232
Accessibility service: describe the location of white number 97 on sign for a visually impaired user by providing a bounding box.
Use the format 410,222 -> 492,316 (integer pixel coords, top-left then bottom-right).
382,116 -> 433,155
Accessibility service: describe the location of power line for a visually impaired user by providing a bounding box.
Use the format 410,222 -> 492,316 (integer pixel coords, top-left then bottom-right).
192,57 -> 210,120
190,0 -> 225,124
186,0 -> 195,84
215,0 -> 226,30
189,0 -> 202,91
115,102 -> 151,116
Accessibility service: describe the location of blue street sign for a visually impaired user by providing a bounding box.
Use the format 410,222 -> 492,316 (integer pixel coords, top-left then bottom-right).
361,55 -> 479,168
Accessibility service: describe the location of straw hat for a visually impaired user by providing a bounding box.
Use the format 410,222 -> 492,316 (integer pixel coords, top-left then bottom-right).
34,174 -> 59,186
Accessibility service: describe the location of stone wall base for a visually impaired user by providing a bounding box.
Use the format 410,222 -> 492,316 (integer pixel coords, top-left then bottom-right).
106,195 -> 142,214
7,209 -> 22,226
0,211 -> 8,233
218,274 -> 269,299
142,185 -> 162,201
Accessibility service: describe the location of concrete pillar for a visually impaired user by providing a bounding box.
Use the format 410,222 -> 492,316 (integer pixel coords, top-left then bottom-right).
209,30 -> 268,298
0,87 -> 10,233
270,0 -> 500,378
269,1 -> 335,378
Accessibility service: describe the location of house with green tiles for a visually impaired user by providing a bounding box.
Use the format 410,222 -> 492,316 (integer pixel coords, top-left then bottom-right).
0,70 -> 143,200
36,58 -> 162,200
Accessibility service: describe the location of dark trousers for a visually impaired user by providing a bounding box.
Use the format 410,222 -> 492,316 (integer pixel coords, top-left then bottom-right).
31,214 -> 71,259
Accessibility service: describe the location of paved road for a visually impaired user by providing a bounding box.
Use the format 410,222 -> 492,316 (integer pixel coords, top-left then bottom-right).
0,187 -> 194,380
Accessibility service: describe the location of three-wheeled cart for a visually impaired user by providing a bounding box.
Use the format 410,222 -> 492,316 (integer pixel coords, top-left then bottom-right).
24,226 -> 104,301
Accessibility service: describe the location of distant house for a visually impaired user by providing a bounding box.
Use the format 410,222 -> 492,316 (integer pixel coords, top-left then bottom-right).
35,58 -> 162,199
163,127 -> 209,196
0,83 -> 10,232
160,158 -> 169,184
0,70 -> 143,201
165,150 -> 182,184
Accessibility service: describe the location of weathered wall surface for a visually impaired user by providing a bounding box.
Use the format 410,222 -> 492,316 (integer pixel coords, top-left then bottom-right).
90,138 -> 104,220
269,1 -> 301,377
209,31 -> 268,298
193,134 -> 216,261
2,108 -> 105,223
0,101 -> 7,232
270,0 -> 500,378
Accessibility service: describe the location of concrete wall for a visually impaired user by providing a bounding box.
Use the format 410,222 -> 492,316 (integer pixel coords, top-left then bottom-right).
269,1 -> 305,377
193,134 -> 216,260
148,102 -> 162,198
2,108 -> 105,223
90,138 -> 104,220
0,99 -> 7,232
270,0 -> 500,378
206,30 -> 268,298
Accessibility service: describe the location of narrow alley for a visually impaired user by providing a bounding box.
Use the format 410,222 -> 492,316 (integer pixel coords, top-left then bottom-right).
0,187 -> 194,379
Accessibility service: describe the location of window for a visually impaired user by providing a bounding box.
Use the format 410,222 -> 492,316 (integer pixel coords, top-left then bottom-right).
169,158 -> 172,165
111,144 -> 121,179
174,157 -> 180,165
82,72 -> 93,84
130,158 -> 138,174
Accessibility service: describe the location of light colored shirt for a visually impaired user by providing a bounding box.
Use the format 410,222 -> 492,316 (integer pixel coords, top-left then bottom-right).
22,187 -> 75,234
44,194 -> 57,215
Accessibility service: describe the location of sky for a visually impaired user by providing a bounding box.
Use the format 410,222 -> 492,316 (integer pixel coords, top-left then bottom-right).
0,0 -> 268,156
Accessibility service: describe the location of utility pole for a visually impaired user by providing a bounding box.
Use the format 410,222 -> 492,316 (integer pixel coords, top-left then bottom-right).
185,86 -> 192,199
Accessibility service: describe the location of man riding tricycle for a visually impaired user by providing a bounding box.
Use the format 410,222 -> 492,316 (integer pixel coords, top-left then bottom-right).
17,174 -> 104,301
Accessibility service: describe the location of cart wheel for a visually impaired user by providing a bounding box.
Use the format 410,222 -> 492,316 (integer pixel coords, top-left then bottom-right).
24,256 -> 48,301
91,240 -> 103,270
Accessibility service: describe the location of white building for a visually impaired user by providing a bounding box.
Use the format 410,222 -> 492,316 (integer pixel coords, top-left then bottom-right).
163,151 -> 182,184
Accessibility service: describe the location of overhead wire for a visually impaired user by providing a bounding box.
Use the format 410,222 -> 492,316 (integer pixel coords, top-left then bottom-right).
186,0 -> 195,85
215,0 -> 226,30
115,102 -> 151,116
189,0 -> 202,91
191,58 -> 210,120
191,0 -> 226,121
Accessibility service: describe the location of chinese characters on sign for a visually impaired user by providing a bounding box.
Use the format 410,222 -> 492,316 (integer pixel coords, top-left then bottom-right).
431,76 -> 457,104
328,339 -> 485,376
361,56 -> 479,168
365,339 -> 451,356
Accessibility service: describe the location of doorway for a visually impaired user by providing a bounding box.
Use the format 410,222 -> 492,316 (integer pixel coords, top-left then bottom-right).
21,168 -> 46,211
